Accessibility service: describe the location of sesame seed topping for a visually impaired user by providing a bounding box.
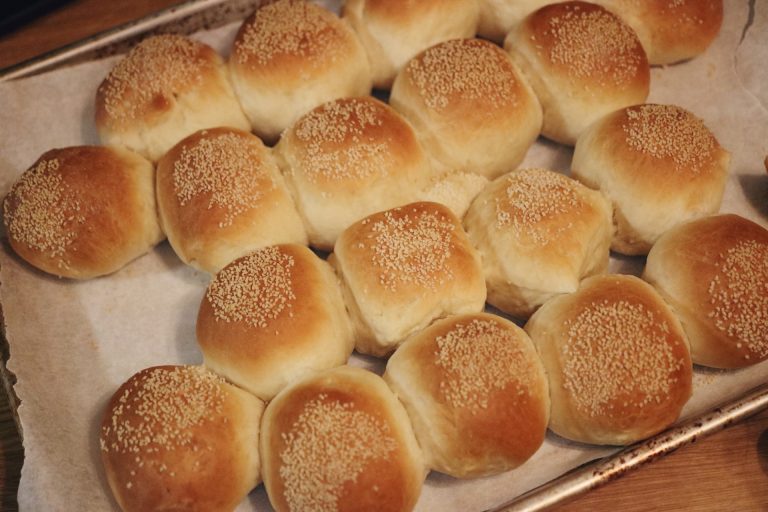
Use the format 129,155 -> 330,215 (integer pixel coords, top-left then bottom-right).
707,239 -> 768,359
278,394 -> 396,512
623,104 -> 716,172
292,99 -> 388,183
100,35 -> 207,124
172,132 -> 272,228
365,206 -> 456,292
4,157 -> 85,268
234,0 -> 343,68
406,39 -> 518,111
435,318 -> 533,411
206,246 -> 296,328
494,169 -> 580,245
562,298 -> 684,417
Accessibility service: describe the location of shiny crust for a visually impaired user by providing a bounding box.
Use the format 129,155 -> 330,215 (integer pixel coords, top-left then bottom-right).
384,313 -> 549,478
196,244 -> 354,400
3,145 -> 163,279
331,201 -> 486,356
260,366 -> 425,512
644,214 -> 768,368
525,275 -> 693,445
100,365 -> 264,512
572,104 -> 730,255
342,0 -> 479,89
504,1 -> 649,145
390,38 -> 542,179
155,127 -> 307,274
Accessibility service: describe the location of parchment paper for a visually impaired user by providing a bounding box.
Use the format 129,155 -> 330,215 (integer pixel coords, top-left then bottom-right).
0,1 -> 766,510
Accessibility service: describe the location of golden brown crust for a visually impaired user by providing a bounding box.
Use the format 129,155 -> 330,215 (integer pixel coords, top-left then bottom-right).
100,365 -> 264,512
504,1 -> 649,145
3,145 -> 162,279
572,104 -> 730,255
155,127 -> 306,273
390,38 -> 542,179
525,274 -> 693,445
332,201 -> 486,356
384,313 -> 549,478
644,214 -> 768,368
196,244 -> 353,400
261,366 -> 425,512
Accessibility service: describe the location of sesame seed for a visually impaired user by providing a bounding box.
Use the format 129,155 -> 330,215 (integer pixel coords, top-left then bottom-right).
278,394 -> 396,512
205,246 -> 296,328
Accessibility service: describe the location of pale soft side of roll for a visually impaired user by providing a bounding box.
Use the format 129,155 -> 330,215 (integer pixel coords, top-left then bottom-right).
390,38 -> 542,180
342,0 -> 480,89
228,0 -> 372,143
464,168 -> 613,319
197,244 -> 354,401
644,214 -> 768,369
3,145 -> 163,279
384,312 -> 549,478
330,201 -> 486,357
417,170 -> 489,220
156,127 -> 307,274
504,1 -> 650,145
95,34 -> 250,162
525,274 -> 693,446
261,366 -> 426,512
476,0 -> 554,43
591,0 -> 724,65
100,365 -> 264,512
572,103 -> 730,255
275,96 -> 437,250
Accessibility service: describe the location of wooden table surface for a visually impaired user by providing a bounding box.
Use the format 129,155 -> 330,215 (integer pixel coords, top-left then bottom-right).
0,1 -> 767,510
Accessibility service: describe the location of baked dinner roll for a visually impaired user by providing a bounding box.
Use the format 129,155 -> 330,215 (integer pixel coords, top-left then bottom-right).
418,170 -> 489,220
95,34 -> 250,162
229,0 -> 372,143
100,365 -> 264,512
464,168 -> 613,319
261,366 -> 425,512
476,0 -> 552,43
197,244 -> 353,400
156,127 -> 307,274
384,313 -> 549,478
3,146 -> 163,279
525,274 -> 693,445
390,38 -> 542,179
592,0 -> 723,65
503,1 -> 650,145
275,96 -> 435,250
330,202 -> 486,357
572,104 -> 730,255
342,0 -> 480,89
644,214 -> 768,369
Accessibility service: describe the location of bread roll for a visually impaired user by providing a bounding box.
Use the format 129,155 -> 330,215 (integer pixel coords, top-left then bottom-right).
156,127 -> 307,274
3,145 -> 163,279
572,104 -> 730,255
95,34 -> 250,162
275,96 -> 435,250
592,0 -> 723,64
229,0 -> 372,143
197,244 -> 353,400
261,366 -> 425,512
476,0 -> 553,43
384,313 -> 549,478
342,0 -> 480,89
504,1 -> 650,145
644,214 -> 768,368
331,202 -> 486,357
525,274 -> 693,445
464,168 -> 613,319
390,38 -> 542,179
418,170 -> 489,220
100,365 -> 264,512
